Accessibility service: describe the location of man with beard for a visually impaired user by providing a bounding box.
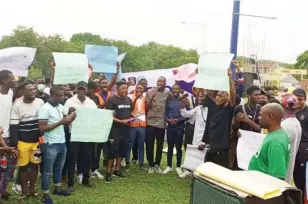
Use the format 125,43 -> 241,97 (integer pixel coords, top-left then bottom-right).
249,103 -> 290,179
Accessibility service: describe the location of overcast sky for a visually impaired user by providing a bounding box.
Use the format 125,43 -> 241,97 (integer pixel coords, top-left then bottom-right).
0,0 -> 307,64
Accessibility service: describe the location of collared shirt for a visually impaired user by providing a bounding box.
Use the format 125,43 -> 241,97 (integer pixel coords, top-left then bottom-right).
38,102 -> 65,144
165,97 -> 187,129
146,88 -> 172,129
181,105 -> 208,145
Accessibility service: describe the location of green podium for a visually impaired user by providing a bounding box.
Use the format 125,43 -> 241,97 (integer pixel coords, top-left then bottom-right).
191,177 -> 302,204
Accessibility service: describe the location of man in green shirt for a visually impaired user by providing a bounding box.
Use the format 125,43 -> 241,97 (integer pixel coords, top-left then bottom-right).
249,103 -> 290,179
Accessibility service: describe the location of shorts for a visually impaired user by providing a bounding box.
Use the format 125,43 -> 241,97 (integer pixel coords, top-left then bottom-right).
106,127 -> 129,160
17,141 -> 41,167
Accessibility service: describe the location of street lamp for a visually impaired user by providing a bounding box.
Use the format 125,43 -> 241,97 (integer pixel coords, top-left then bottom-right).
181,21 -> 207,52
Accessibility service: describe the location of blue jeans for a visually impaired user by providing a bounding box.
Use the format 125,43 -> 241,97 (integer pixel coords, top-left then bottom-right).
126,127 -> 146,164
41,143 -> 67,193
167,127 -> 184,168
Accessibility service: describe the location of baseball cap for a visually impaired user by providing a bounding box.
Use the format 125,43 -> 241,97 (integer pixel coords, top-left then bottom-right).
281,94 -> 298,109
76,81 -> 88,89
292,88 -> 306,97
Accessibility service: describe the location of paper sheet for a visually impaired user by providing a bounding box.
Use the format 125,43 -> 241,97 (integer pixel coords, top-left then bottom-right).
183,145 -> 207,171
236,129 -> 266,170
0,47 -> 37,77
136,115 -> 146,122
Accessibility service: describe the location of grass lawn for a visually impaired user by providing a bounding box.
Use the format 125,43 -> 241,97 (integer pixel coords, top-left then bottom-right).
5,153 -> 192,204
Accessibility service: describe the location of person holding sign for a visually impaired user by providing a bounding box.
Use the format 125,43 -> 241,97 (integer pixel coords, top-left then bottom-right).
64,81 -> 97,190
199,68 -> 236,168
38,86 -> 76,204
105,81 -> 133,183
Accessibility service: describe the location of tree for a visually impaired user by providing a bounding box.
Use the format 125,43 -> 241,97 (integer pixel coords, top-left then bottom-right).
295,50 -> 308,69
28,67 -> 42,80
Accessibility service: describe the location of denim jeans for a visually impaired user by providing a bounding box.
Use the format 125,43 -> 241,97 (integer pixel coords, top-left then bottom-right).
41,143 -> 67,194
126,127 -> 146,164
166,127 -> 184,168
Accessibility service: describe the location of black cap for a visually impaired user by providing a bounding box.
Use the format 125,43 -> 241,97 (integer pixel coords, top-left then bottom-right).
76,81 -> 88,89
292,88 -> 306,97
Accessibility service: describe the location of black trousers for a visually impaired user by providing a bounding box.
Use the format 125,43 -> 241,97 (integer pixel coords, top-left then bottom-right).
293,143 -> 308,202
132,139 -> 138,161
146,125 -> 165,167
62,130 -> 70,177
204,149 -> 229,168
91,143 -> 104,172
184,123 -> 194,151
67,142 -> 93,187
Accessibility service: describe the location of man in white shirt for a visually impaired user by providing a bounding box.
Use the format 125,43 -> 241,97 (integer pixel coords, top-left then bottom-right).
0,70 -> 17,201
64,81 -> 97,191
280,94 -> 302,184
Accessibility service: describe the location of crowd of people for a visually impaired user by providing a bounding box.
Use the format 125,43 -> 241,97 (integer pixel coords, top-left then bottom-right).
0,60 -> 307,204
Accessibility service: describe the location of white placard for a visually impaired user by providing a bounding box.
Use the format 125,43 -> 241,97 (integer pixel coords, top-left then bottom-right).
183,144 -> 207,171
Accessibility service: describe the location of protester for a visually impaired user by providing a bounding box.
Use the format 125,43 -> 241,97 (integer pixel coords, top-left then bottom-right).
64,81 -> 97,189
0,70 -> 17,201
37,83 -> 50,103
87,80 -> 100,106
292,88 -> 308,202
125,83 -> 146,168
280,94 -> 302,184
10,81 -> 44,201
264,86 -> 275,100
39,86 -> 75,204
163,84 -> 188,176
146,76 -> 172,174
259,90 -> 269,106
249,103 -> 290,179
105,81 -> 132,183
199,68 -> 236,168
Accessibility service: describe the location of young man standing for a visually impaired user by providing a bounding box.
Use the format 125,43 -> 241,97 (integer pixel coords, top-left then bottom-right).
249,103 -> 290,179
292,88 -> 308,202
39,86 -> 75,204
199,68 -> 236,168
10,82 -> 44,201
280,94 -> 302,184
0,70 -> 17,202
105,81 -> 132,183
146,76 -> 172,174
64,81 -> 97,189
126,83 -> 146,168
163,84 -> 188,176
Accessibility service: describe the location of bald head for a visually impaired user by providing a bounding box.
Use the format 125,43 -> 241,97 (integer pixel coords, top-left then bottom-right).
259,103 -> 283,130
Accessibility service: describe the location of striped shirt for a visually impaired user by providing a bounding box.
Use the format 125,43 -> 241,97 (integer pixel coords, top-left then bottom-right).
10,98 -> 44,146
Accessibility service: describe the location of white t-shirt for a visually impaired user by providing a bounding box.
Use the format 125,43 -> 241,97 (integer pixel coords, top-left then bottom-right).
0,89 -> 13,138
281,117 -> 302,183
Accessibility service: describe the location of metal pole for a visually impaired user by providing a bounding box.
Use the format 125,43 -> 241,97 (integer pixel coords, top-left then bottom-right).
230,0 -> 241,77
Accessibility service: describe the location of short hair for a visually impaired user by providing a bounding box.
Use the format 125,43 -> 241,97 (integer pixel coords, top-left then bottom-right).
264,86 -> 274,91
19,81 -> 34,90
50,85 -> 63,96
0,70 -> 12,84
88,80 -> 97,90
99,77 -> 108,83
246,85 -> 260,95
268,98 -> 281,105
45,77 -> 51,84
116,80 -> 127,88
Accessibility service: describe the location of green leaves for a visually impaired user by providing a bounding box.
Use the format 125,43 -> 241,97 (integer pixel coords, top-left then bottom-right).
0,26 -> 199,77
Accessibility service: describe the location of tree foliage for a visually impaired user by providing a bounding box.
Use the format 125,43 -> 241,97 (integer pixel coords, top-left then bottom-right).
0,26 -> 199,77
295,50 -> 308,69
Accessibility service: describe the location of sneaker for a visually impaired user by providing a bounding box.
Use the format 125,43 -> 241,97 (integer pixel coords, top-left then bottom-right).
176,167 -> 183,175
77,174 -> 83,184
114,170 -> 127,179
53,189 -> 71,196
82,182 -> 93,188
163,166 -> 173,174
121,160 -> 126,167
148,167 -> 155,174
184,169 -> 192,176
42,195 -> 54,204
12,184 -> 22,195
179,172 -> 187,179
91,170 -> 104,180
154,165 -> 162,173
105,172 -> 112,183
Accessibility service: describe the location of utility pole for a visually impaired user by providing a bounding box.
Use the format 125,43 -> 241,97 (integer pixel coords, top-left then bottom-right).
229,0 -> 277,77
